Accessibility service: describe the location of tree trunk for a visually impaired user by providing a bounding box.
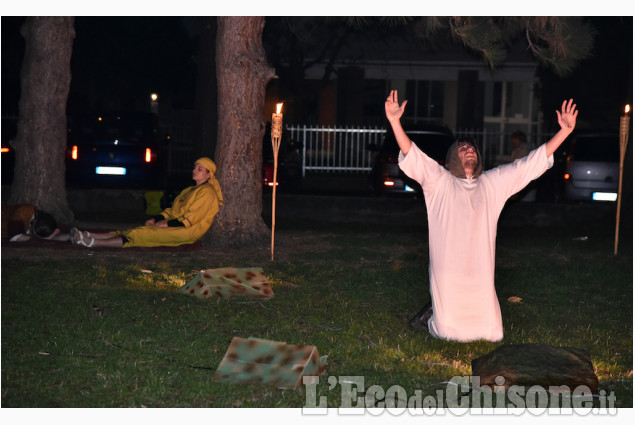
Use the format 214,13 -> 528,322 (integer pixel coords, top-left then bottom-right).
9,17 -> 75,224
206,17 -> 275,246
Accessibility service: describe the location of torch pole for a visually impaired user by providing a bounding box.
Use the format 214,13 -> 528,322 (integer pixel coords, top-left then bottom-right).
614,154 -> 624,256
271,104 -> 283,261
614,107 -> 630,255
271,143 -> 279,261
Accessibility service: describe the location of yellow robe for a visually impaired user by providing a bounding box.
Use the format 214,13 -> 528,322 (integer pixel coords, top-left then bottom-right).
114,183 -> 220,247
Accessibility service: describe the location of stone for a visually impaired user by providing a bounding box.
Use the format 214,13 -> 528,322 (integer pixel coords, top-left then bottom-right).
471,343 -> 599,393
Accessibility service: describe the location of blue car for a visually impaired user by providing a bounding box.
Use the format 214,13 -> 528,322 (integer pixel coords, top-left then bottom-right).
66,112 -> 162,188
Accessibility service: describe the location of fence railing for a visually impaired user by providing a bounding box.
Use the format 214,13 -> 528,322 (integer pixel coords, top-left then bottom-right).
455,129 -> 555,169
286,125 -> 386,176
287,125 -> 556,173
162,124 -> 556,177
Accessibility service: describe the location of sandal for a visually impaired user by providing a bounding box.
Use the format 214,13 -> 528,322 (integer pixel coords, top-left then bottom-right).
70,227 -> 79,245
408,302 -> 433,331
71,227 -> 95,247
78,235 -> 95,247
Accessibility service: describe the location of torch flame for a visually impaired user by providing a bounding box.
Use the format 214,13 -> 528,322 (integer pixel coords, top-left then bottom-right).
276,103 -> 283,114
626,105 -> 631,114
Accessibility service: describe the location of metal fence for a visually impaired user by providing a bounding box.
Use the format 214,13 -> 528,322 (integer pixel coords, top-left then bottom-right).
286,125 -> 386,176
162,124 -> 556,177
454,128 -> 555,169
286,125 -> 556,174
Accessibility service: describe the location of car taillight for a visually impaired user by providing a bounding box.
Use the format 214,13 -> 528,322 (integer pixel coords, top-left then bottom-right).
563,173 -> 571,180
263,164 -> 278,186
383,180 -> 395,187
1,146 -> 9,153
145,148 -> 152,163
379,154 -> 397,164
71,145 -> 78,160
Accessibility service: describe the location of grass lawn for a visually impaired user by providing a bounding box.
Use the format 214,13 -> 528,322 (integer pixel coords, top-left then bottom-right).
1,203 -> 632,412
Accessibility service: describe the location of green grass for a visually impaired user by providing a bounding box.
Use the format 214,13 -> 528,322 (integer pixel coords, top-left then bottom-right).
1,214 -> 632,409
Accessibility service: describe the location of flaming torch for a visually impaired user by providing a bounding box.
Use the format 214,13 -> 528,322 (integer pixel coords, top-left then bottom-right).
271,102 -> 283,261
614,104 -> 630,255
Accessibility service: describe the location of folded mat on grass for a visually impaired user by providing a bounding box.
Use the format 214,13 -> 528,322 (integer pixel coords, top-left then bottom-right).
179,267 -> 274,299
213,337 -> 327,389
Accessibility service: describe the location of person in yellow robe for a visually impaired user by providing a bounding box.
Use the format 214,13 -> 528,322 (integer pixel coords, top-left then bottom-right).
71,157 -> 223,248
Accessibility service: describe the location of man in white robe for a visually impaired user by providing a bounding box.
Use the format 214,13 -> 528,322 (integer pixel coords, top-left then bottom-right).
385,90 -> 578,342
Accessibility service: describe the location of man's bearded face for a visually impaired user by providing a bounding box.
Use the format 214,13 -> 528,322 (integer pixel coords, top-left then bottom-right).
457,141 -> 477,172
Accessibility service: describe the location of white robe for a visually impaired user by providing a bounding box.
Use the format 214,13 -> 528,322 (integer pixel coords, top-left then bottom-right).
399,143 -> 554,342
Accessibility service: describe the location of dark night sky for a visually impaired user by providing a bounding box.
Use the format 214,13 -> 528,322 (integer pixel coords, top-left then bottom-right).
1,16 -> 198,115
1,16 -> 633,127
538,16 -> 633,130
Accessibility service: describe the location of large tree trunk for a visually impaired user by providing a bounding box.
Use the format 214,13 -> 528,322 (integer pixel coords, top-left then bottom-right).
207,17 -> 275,246
9,17 -> 75,224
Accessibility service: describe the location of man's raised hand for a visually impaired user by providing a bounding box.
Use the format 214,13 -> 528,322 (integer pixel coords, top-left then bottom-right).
556,99 -> 578,132
545,99 -> 580,156
385,90 -> 408,123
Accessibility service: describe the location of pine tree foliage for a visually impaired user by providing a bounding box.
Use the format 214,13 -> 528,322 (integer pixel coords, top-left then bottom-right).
446,17 -> 509,69
521,17 -> 595,77
388,16 -> 594,77
425,17 -> 592,77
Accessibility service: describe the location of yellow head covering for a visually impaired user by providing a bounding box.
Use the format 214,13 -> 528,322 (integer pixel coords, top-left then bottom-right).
195,157 -> 224,206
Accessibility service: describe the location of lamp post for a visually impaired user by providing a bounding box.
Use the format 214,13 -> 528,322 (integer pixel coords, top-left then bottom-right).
614,104 -> 630,255
150,92 -> 159,115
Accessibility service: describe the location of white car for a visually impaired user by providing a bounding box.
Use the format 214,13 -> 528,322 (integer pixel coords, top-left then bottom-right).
562,132 -> 619,202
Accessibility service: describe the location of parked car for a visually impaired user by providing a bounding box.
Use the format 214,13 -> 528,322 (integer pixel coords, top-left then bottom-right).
1,117 -> 17,184
370,124 -> 456,195
66,112 -> 162,188
561,131 -> 619,202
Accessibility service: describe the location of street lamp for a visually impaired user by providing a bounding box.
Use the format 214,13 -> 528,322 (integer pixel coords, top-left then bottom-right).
150,93 -> 159,114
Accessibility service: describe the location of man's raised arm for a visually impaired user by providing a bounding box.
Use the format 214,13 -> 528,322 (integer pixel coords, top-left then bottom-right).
385,90 -> 412,155
545,99 -> 579,157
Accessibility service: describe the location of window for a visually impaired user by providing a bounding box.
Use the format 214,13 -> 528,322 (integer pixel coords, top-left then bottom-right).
363,79 -> 387,124
405,80 -> 444,123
